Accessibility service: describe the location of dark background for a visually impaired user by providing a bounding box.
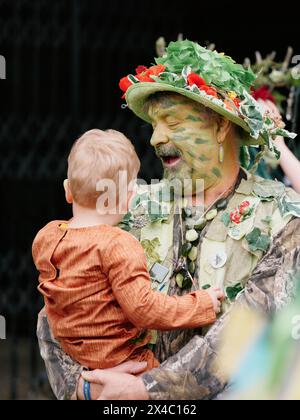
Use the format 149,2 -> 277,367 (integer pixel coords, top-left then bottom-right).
0,0 -> 299,399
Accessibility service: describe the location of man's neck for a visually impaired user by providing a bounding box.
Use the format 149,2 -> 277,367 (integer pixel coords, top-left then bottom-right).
191,165 -> 240,209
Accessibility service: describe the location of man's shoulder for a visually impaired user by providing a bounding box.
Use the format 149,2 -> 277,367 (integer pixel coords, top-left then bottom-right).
247,174 -> 300,216
253,175 -> 300,198
274,217 -> 300,252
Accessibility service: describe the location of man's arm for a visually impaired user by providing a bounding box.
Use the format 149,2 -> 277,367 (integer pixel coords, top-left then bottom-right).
37,308 -> 84,400
37,308 -> 149,400
38,218 -> 300,400
141,218 -> 300,400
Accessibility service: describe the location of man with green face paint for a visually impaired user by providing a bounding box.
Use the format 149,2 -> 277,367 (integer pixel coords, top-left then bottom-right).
146,92 -> 241,201
37,40 -> 300,400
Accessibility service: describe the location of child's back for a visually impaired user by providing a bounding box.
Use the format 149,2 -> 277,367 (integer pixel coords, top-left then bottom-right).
33,220 -> 158,370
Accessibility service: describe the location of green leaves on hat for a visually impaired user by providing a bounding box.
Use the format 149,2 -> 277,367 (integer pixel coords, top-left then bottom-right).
155,40 -> 256,96
239,90 -> 264,139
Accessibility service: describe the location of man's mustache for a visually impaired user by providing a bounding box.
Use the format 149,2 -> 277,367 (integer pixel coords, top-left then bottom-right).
155,145 -> 182,158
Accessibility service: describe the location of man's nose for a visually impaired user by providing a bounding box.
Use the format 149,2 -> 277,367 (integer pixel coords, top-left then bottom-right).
150,127 -> 170,147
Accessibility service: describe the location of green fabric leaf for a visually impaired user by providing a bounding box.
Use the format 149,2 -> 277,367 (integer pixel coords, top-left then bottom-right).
271,127 -> 297,140
245,228 -> 271,252
240,145 -> 251,169
221,212 -> 231,227
253,181 -> 285,201
141,238 -> 162,265
226,283 -> 244,302
262,216 -> 272,224
239,90 -> 264,139
155,40 -> 256,95
277,194 -> 300,218
118,223 -> 131,232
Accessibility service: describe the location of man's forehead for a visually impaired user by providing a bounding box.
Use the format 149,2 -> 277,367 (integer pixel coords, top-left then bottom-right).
147,93 -> 196,118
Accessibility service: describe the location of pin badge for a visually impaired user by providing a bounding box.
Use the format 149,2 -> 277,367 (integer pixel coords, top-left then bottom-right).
209,251 -> 227,269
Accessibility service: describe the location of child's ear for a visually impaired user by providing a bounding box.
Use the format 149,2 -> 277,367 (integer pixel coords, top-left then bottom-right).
63,179 -> 73,204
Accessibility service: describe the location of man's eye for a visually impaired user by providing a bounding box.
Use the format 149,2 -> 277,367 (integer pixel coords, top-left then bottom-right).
167,121 -> 179,128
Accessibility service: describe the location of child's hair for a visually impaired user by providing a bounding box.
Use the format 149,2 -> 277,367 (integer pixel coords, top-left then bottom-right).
67,129 -> 140,209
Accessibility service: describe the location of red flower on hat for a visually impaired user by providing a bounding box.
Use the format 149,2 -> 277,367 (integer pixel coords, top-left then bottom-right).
136,65 -> 147,75
119,76 -> 133,93
187,73 -> 218,98
119,64 -> 166,99
233,98 -> 241,108
200,85 -> 218,98
187,73 -> 207,88
252,86 -> 275,103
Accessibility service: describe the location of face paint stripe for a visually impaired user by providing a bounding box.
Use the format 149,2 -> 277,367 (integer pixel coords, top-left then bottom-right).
199,154 -> 211,162
172,135 -> 189,141
186,115 -> 204,122
195,138 -> 209,144
212,167 -> 222,178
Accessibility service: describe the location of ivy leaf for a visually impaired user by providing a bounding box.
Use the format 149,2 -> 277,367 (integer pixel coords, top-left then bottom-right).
181,65 -> 192,81
122,211 -> 132,222
239,90 -> 264,139
141,238 -> 162,266
253,181 -> 285,201
262,216 -> 272,224
271,127 -> 297,140
245,228 -> 271,253
240,146 -> 251,169
130,195 -> 141,209
221,212 -> 231,227
118,223 -> 131,232
155,40 -> 255,95
226,283 -> 244,302
277,195 -> 300,218
119,212 -> 134,231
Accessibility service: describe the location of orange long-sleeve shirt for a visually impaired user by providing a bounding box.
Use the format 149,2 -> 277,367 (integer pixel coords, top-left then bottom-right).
32,221 -> 216,370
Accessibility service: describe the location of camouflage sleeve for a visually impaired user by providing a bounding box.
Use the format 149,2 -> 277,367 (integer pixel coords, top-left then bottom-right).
37,308 -> 84,400
142,218 -> 300,400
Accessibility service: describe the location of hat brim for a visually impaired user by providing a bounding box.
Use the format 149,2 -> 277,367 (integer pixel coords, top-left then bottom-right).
126,82 -> 265,147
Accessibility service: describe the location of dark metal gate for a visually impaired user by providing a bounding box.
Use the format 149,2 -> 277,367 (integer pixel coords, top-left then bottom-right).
0,0 -> 299,400
0,0 -> 160,400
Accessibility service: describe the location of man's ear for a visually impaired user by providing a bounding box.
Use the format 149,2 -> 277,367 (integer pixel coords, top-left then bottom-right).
216,117 -> 232,144
63,179 -> 73,204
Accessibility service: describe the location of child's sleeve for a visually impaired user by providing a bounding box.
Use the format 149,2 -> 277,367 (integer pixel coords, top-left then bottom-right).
102,231 -> 216,330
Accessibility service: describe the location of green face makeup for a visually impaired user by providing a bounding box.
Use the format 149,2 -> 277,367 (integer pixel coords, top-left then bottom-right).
148,94 -> 224,193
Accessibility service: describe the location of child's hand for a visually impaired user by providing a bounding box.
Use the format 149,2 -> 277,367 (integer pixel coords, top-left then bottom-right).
207,287 -> 225,314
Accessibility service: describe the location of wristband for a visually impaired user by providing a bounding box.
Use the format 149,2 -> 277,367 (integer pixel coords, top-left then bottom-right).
83,379 -> 92,401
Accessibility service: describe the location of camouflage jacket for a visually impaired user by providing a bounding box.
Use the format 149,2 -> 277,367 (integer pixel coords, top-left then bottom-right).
36,174 -> 300,400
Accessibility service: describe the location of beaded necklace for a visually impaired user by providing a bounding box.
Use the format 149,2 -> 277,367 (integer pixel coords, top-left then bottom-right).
173,173 -> 242,290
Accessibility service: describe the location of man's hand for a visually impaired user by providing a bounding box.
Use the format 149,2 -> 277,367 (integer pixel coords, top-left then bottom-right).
207,287 -> 225,314
78,361 -> 149,400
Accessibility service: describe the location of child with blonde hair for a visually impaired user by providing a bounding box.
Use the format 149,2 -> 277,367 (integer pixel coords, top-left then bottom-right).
33,129 -> 223,372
